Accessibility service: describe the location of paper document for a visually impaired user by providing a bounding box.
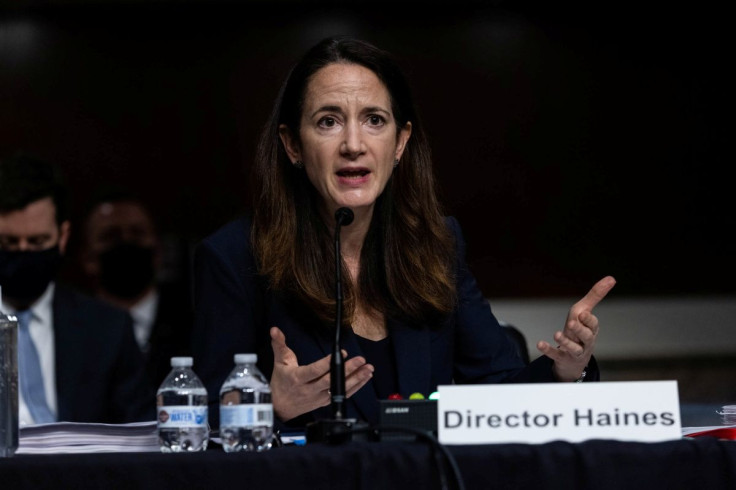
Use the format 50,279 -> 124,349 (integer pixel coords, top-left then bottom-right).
17,420 -> 159,454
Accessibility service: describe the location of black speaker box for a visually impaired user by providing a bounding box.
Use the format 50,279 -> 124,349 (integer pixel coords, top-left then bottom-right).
378,399 -> 438,441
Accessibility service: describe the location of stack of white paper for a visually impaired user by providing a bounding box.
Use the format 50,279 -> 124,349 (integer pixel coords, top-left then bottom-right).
17,420 -> 159,454
717,405 -> 736,425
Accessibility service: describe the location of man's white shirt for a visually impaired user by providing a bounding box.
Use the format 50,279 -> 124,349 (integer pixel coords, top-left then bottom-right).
2,282 -> 58,426
129,288 -> 159,354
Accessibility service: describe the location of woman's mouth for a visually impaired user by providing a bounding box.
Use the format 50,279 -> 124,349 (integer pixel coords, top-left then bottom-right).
336,168 -> 370,179
336,168 -> 371,186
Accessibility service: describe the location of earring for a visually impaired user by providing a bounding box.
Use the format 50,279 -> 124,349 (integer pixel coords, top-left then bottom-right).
293,160 -> 304,169
393,159 -> 399,168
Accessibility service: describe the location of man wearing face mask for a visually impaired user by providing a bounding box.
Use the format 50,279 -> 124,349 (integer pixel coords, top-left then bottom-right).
0,154 -> 155,425
80,188 -> 193,389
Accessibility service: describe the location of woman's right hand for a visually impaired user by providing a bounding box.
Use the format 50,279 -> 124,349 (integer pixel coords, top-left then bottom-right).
269,326 -> 374,422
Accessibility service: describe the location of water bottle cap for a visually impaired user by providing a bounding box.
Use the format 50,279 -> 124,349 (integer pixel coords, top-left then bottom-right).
170,356 -> 193,367
234,353 -> 257,364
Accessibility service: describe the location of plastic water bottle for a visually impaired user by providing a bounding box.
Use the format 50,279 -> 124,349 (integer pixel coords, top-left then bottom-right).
0,286 -> 19,458
156,357 -> 208,452
219,353 -> 273,452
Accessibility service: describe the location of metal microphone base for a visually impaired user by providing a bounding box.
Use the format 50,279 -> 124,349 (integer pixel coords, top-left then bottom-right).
305,418 -> 375,444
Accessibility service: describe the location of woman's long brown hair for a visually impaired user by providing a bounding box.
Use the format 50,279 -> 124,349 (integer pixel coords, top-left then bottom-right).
252,36 -> 456,328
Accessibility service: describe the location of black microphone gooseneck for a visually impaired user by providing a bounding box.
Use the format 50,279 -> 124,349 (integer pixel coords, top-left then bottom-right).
331,206 -> 354,420
307,207 -> 371,443
305,209 -> 464,486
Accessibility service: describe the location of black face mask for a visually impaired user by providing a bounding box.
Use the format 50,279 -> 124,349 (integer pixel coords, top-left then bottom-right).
0,246 -> 62,307
98,242 -> 156,299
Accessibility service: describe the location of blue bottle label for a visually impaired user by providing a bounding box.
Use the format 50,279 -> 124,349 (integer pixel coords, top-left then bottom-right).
220,404 -> 273,427
157,406 -> 208,428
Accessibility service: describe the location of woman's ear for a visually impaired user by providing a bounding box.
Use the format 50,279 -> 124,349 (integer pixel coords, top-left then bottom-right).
395,121 -> 412,161
278,124 -> 301,163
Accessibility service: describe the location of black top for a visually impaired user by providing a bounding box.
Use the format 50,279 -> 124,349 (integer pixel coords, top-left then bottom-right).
355,334 -> 399,400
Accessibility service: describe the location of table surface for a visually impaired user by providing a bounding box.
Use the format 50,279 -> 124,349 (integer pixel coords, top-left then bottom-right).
2,436 -> 735,490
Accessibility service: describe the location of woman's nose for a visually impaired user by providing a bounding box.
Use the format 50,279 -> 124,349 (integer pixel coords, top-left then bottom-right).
340,121 -> 364,158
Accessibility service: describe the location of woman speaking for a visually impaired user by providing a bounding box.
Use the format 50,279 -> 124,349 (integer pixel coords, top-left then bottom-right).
192,36 -> 616,429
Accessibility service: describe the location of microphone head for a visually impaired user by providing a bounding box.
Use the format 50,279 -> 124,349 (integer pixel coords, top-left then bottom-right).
335,207 -> 354,226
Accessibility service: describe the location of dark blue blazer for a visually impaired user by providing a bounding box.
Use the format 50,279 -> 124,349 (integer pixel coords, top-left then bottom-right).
193,216 -> 592,429
53,285 -> 156,423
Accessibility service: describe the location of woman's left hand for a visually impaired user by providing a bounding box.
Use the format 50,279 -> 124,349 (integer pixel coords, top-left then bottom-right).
536,276 -> 616,382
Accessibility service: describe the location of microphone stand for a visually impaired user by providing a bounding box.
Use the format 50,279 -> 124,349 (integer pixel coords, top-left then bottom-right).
330,207 -> 350,420
306,207 -> 371,444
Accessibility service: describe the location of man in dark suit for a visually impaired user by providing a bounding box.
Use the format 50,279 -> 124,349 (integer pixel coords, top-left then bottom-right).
79,188 -> 193,389
0,154 -> 154,425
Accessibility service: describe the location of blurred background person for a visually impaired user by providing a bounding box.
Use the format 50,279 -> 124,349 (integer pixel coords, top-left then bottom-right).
79,187 -> 193,388
0,153 -> 154,425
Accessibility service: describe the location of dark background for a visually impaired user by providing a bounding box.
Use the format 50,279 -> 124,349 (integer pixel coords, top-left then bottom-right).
1,0 -> 731,298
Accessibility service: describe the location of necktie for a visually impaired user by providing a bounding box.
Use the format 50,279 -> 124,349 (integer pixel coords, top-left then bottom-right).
17,310 -> 55,424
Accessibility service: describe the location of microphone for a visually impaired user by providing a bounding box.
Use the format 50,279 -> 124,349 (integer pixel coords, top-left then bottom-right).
330,207 -> 352,419
306,207 -> 372,443
335,207 -> 354,227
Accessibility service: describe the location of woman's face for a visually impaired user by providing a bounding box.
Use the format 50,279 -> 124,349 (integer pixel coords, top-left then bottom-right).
280,63 -> 411,219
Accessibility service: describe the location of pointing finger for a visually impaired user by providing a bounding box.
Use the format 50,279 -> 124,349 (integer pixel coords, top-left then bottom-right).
574,276 -> 616,311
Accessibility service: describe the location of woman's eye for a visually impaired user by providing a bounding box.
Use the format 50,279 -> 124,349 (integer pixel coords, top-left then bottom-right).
367,115 -> 385,126
318,117 -> 337,128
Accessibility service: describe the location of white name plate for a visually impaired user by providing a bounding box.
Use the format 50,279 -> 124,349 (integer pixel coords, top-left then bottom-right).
438,380 -> 681,444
